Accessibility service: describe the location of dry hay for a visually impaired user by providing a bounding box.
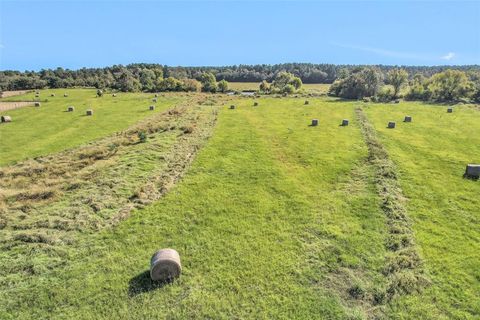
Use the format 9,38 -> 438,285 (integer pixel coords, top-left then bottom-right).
0,90 -> 29,98
0,102 -> 35,112
342,119 -> 349,126
447,108 -> 453,113
230,105 -> 235,109
34,102 -> 41,107
67,106 -> 75,112
149,105 -> 155,111
311,119 -> 318,126
150,249 -> 182,281
304,100 -> 309,105
404,116 -> 412,123
64,93 -> 69,97
388,122 -> 396,129
86,109 -> 93,116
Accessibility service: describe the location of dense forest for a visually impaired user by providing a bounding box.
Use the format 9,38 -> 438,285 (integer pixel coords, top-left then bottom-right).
1,63 -> 479,92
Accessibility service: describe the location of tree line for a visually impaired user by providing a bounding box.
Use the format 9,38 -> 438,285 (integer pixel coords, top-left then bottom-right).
328,67 -> 480,103
1,63 -> 479,92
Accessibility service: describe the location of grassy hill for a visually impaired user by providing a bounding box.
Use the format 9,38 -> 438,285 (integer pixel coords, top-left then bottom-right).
0,91 -> 478,319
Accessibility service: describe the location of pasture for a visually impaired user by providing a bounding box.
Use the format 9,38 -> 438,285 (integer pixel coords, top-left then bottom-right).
228,82 -> 330,94
0,90 -> 478,319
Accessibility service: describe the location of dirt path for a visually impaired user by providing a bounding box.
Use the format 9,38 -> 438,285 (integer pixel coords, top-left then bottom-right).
0,101 -> 35,112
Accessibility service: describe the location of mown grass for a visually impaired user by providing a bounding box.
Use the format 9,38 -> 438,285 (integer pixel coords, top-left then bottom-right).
0,97 -> 390,319
364,101 -> 480,319
0,93 -> 478,319
0,89 -> 182,165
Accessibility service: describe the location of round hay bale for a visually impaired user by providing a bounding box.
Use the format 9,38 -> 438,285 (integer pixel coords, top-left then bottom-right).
404,116 -> 412,122
311,119 -> 318,126
1,115 -> 12,123
230,105 -> 235,110
155,94 -> 158,97
149,105 -> 155,111
150,249 -> 182,281
67,106 -> 75,112
394,99 -> 400,104
50,93 -> 55,97
64,93 -> 68,97
34,102 -> 41,107
465,164 -> 480,179
342,119 -> 349,126
304,100 -> 309,105
152,98 -> 157,103
112,93 -> 117,97
447,108 -> 453,113
253,102 -> 258,106
86,109 -> 93,116
388,121 -> 396,129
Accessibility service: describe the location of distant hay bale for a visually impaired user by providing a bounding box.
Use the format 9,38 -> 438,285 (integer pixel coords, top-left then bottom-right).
86,109 -> 93,116
155,94 -> 158,97
342,119 -> 349,126
311,119 -> 318,126
304,100 -> 309,105
149,105 -> 155,111
1,115 -> 12,123
254,102 -> 258,106
152,98 -> 157,103
388,121 -> 396,129
150,249 -> 182,281
67,106 -> 75,112
64,93 -> 68,97
230,105 -> 235,109
34,102 -> 41,107
404,116 -> 412,122
112,93 -> 117,97
447,108 -> 453,113
464,164 -> 480,179
394,99 -> 400,104
50,93 -> 55,97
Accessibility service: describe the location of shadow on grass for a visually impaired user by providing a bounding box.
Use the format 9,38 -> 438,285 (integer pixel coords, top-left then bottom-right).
128,270 -> 173,297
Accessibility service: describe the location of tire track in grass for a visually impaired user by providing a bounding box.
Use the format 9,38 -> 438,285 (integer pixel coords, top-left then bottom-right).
355,107 -> 429,301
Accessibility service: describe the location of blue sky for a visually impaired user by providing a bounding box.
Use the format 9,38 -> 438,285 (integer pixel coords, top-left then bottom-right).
1,1 -> 479,70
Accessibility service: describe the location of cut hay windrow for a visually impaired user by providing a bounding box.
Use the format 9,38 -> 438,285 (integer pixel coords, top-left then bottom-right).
0,102 -> 218,255
355,107 -> 429,300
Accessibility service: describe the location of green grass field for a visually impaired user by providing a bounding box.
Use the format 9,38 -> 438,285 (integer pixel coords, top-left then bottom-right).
0,89 -> 183,165
0,90 -> 478,319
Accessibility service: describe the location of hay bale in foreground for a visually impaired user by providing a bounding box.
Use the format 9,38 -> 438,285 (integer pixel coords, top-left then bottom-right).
465,164 -> 480,179
447,108 -> 453,113
149,105 -> 155,111
311,119 -> 318,126
230,105 -> 235,109
34,102 -> 41,107
388,121 -> 396,129
342,119 -> 349,126
1,115 -> 12,123
404,116 -> 412,122
86,109 -> 93,116
67,106 -> 75,112
150,249 -> 182,281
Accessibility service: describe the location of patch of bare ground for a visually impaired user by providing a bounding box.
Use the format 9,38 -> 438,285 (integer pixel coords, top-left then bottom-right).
0,102 -> 218,256
0,101 -> 35,112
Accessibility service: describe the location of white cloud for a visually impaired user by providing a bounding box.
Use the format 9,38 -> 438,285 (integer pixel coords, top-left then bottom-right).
441,52 -> 455,60
331,42 -> 427,60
